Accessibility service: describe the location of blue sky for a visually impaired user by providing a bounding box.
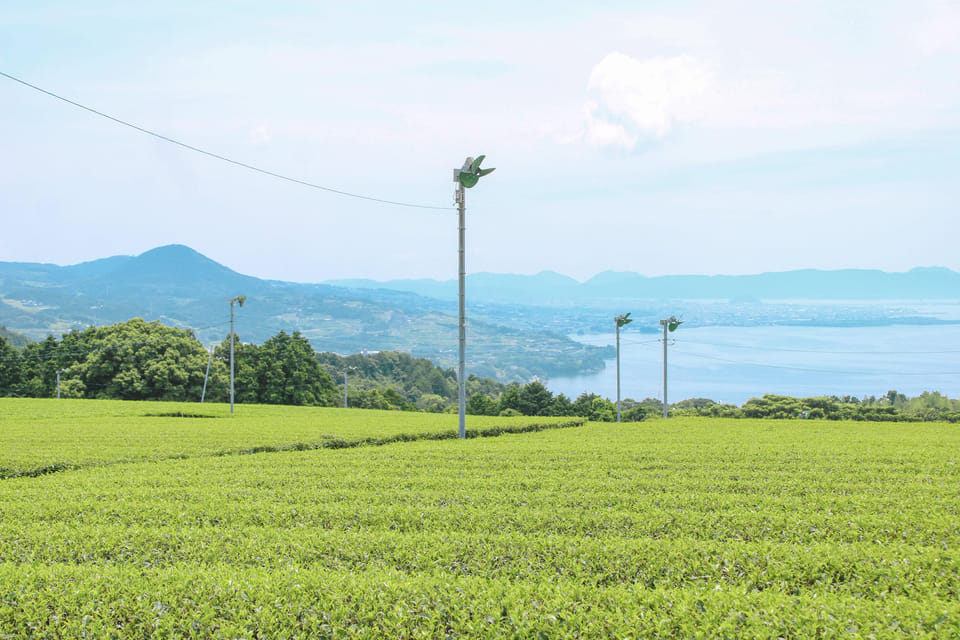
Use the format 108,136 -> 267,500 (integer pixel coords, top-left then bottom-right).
2,1 -> 958,282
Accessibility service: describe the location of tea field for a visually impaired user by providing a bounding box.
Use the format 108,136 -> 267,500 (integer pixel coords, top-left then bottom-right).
0,398 -> 581,478
0,400 -> 958,637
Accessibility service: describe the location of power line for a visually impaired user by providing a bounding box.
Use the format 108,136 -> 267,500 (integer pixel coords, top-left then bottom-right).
0,70 -> 452,211
618,338 -> 662,346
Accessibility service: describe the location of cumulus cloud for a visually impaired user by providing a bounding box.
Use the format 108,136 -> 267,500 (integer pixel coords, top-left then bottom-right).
584,52 -> 715,149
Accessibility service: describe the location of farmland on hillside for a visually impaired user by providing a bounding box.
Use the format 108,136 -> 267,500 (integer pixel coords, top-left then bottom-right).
0,401 -> 958,637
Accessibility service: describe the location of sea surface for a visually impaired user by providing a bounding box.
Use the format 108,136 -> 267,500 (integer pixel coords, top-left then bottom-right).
547,304 -> 960,405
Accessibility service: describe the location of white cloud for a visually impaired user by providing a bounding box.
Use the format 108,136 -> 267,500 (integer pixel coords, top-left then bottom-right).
583,52 -> 715,149
582,101 -> 634,149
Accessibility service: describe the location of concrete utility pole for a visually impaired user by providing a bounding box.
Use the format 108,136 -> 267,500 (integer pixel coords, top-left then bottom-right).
229,295 -> 246,414
456,181 -> 466,438
614,313 -> 633,422
659,316 -> 683,418
453,155 -> 495,439
201,346 -> 213,403
343,366 -> 357,409
56,368 -> 66,399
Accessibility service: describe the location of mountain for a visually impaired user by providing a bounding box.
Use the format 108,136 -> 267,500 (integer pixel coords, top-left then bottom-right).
88,245 -> 256,292
581,268 -> 960,301
327,267 -> 960,305
0,324 -> 30,348
331,271 -> 581,305
0,245 -> 609,382
62,255 -> 134,279
4,245 -> 958,381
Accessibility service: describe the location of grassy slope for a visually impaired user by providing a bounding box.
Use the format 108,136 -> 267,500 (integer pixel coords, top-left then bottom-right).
0,406 -> 958,637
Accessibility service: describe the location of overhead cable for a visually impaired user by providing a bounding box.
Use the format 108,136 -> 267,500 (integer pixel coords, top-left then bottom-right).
0,70 -> 452,211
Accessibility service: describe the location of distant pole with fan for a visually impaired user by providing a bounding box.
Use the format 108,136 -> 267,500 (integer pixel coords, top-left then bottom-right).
229,295 -> 246,414
659,315 -> 683,418
453,155 -> 495,439
614,313 -> 633,422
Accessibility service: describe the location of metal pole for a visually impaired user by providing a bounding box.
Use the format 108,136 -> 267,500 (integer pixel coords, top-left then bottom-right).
56,369 -> 62,399
226,295 -> 245,413
457,182 -> 466,439
201,346 -> 213,403
230,301 -> 235,414
661,319 -> 668,418
616,321 -> 621,422
344,368 -> 348,409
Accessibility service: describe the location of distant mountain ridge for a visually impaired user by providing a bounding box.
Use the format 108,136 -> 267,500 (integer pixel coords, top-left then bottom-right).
329,266 -> 960,305
0,245 -> 610,382
3,245 -> 958,382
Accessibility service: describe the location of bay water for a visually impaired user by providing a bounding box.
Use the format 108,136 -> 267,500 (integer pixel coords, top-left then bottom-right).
547,306 -> 960,405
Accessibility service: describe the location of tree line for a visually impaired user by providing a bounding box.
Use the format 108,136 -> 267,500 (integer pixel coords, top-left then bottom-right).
0,318 -> 660,421
312,352 -> 659,420
0,319 -> 335,405
0,319 -> 642,418
668,392 -> 960,422
2,319 -> 957,422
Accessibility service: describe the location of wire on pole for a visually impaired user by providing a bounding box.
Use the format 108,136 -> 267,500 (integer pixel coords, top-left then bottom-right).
0,70 -> 452,211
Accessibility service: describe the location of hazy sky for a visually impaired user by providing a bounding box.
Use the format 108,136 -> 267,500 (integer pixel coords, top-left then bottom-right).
2,1 -> 958,282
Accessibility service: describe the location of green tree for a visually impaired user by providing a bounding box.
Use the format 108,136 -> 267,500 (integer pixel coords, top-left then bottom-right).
0,336 -> 21,395
16,335 -> 73,397
673,398 -> 717,411
70,319 -> 220,401
571,392 -> 601,417
466,374 -> 508,403
418,393 -> 448,413
801,397 -> 841,419
317,351 -> 474,408
382,388 -> 416,411
883,390 -> 907,408
517,381 -> 554,416
571,392 -> 616,421
215,337 -> 258,404
588,397 -> 616,422
351,388 -> 392,410
239,331 -> 336,406
549,393 -> 573,416
742,395 -> 805,419
497,384 -> 523,415
636,397 -> 665,414
467,393 -> 498,416
59,377 -> 87,399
